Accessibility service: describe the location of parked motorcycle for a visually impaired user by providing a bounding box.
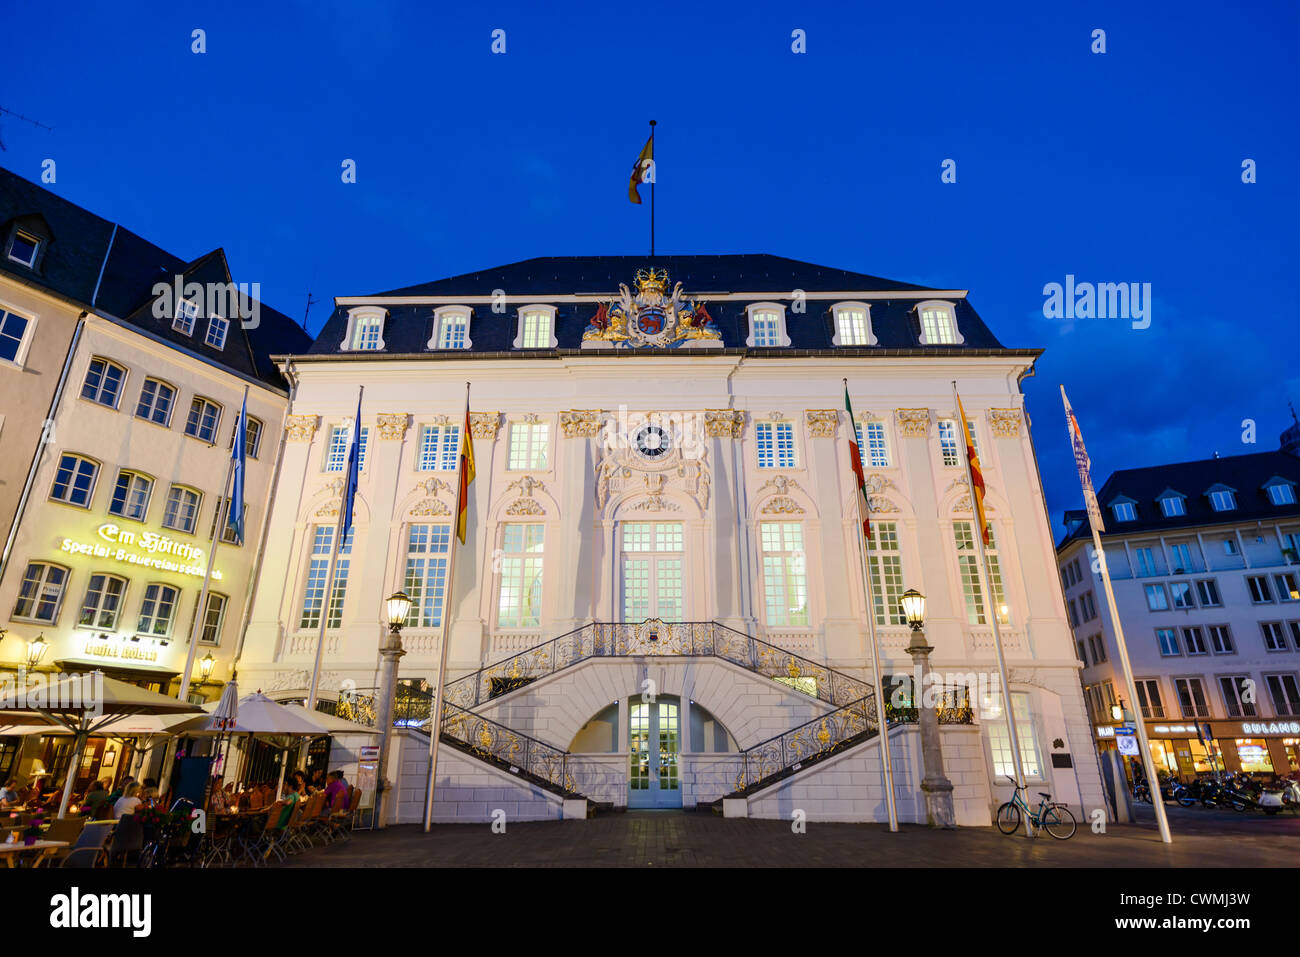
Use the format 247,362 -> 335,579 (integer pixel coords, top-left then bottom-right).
1134,775 -> 1195,807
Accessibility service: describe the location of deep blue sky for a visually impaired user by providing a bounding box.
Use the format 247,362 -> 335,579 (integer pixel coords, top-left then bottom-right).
4,0 -> 1297,529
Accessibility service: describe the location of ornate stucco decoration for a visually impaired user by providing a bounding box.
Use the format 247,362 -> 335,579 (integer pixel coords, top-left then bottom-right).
895,408 -> 931,437
504,475 -> 547,516
269,669 -> 310,691
411,498 -> 451,516
594,419 -> 710,513
703,410 -> 745,438
944,475 -> 995,514
757,476 -> 807,514
376,413 -> 409,440
560,410 -> 605,438
408,477 -> 453,516
758,475 -> 803,497
761,496 -> 804,514
415,477 -> 452,496
953,494 -> 995,514
988,408 -> 1022,438
626,495 -> 680,512
316,499 -> 340,517
506,498 -> 546,516
863,473 -> 900,513
581,268 -> 722,348
469,412 -> 501,440
805,410 -> 839,438
285,414 -> 318,442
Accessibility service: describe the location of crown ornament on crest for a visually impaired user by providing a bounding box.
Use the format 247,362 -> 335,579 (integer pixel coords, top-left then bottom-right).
582,266 -> 721,349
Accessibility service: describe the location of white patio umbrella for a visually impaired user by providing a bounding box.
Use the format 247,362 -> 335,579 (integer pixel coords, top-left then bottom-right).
280,703 -> 381,736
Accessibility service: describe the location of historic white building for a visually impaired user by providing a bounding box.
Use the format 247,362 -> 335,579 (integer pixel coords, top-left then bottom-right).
238,255 -> 1104,824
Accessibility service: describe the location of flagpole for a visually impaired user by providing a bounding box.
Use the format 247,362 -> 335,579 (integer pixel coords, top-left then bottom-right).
844,379 -> 899,832
424,381 -> 471,831
178,383 -> 248,701
649,119 -> 656,257
952,381 -> 1032,836
307,385 -> 363,711
1061,386 -> 1171,844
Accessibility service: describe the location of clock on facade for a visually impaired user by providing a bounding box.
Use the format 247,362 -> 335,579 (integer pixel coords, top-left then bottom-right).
634,424 -> 672,459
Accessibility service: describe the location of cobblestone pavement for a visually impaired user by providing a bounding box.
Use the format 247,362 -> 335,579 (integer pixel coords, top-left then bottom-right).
279,805 -> 1300,868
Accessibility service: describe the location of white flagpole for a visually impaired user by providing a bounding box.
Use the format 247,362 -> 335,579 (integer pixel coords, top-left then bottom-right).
178,383 -> 248,702
953,381 -> 1032,836
1061,386 -> 1171,844
307,385 -> 363,711
845,379 -> 898,832
424,382 -> 471,831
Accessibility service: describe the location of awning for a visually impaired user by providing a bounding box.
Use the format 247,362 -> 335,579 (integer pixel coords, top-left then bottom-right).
55,657 -> 180,678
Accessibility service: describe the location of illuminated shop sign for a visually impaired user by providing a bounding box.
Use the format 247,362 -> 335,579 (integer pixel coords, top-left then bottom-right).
82,639 -> 159,663
57,523 -> 222,580
1241,721 -> 1300,735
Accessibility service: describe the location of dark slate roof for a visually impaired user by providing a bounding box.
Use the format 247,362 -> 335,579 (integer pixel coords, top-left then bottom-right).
1057,449 -> 1300,549
306,255 -> 1014,356
0,165 -> 309,390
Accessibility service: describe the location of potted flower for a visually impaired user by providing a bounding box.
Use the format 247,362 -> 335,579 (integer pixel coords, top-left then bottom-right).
23,817 -> 43,846
133,805 -> 165,842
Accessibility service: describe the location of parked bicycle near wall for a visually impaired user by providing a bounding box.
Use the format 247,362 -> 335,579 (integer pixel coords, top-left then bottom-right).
995,778 -> 1076,840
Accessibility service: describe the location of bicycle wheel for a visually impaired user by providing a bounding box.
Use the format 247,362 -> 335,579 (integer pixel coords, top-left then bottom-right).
995,801 -> 1021,834
1041,804 -> 1077,840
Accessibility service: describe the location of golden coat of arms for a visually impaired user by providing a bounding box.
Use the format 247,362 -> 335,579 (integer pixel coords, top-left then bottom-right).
581,268 -> 722,348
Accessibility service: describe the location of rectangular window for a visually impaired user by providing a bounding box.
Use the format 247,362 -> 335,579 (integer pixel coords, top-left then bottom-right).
197,593 -> 227,645
1195,579 -> 1221,607
78,573 -> 127,629
1208,625 -> 1234,654
755,421 -> 797,469
204,315 -> 229,350
985,692 -> 1041,779
1160,497 -> 1186,517
1174,677 -> 1211,718
1275,572 -> 1300,602
229,416 -> 263,459
507,422 -> 549,470
81,358 -> 126,408
751,310 -> 782,346
1268,484 -> 1297,506
137,583 -> 179,636
207,496 -> 246,545
1247,576 -> 1273,603
1170,582 -> 1195,609
172,299 -> 198,335
497,524 -> 544,628
404,524 -> 452,628
1135,679 -> 1165,719
325,425 -> 369,472
836,308 -> 869,345
1135,547 -> 1157,576
520,311 -> 551,348
920,308 -> 957,344
185,397 -> 222,443
162,485 -> 202,533
1068,599 -> 1079,627
1262,621 -> 1287,652
1080,591 -> 1097,621
860,521 -> 903,626
1290,620 -> 1300,651
854,421 -> 890,468
761,522 -> 810,627
50,454 -> 98,507
299,526 -> 353,630
1112,502 -> 1136,522
1144,583 -> 1169,611
135,379 -> 175,426
13,562 -> 68,622
0,309 -> 30,364
1224,537 -> 1239,556
937,420 -> 960,467
353,315 -> 382,350
1219,676 -> 1257,718
1183,627 -> 1208,656
1170,543 -> 1193,572
1264,674 -> 1300,716
7,232 -> 39,267
1155,628 -> 1180,656
417,424 -> 461,472
1210,489 -> 1236,512
437,312 -> 469,349
953,521 -> 1007,625
108,470 -> 152,521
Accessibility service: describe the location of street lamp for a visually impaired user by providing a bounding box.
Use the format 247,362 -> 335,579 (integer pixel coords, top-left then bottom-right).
899,587 -> 955,828
374,591 -> 412,829
25,634 -> 48,671
199,652 -> 216,683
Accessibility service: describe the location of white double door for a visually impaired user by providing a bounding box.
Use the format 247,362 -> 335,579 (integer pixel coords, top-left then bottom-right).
621,522 -> 684,621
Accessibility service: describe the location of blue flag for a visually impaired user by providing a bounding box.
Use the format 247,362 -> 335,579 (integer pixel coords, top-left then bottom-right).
227,395 -> 247,544
341,391 -> 362,537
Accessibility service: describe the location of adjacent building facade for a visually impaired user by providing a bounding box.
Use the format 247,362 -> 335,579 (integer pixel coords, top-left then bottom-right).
238,255 -> 1104,823
1058,423 -> 1300,779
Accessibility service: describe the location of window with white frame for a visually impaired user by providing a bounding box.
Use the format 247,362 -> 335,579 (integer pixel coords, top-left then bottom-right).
755,421 -> 797,469
937,420 -> 961,467
196,593 -> 227,645
50,453 -> 99,507
1265,673 -> 1300,716
418,423 -> 461,471
184,397 -> 222,443
507,421 -> 548,470
1159,494 -> 1186,517
1170,543 -> 1193,572
108,470 -> 152,521
173,298 -> 198,336
917,301 -> 962,345
137,583 -> 180,635
403,524 -> 452,628
831,303 -> 875,346
325,424 -> 369,472
1196,579 -> 1221,606
81,357 -> 126,408
985,692 -> 1041,778
854,420 -> 891,468
1111,501 -> 1137,522
204,315 -> 229,350
745,303 -> 790,347
1208,624 -> 1234,654
430,307 -> 471,350
299,526 -> 353,629
1174,677 -> 1211,718
78,573 -> 127,629
514,305 -> 556,349
1135,546 -> 1158,576
229,415 -> 263,459
1266,481 -> 1297,506
953,520 -> 1008,625
0,308 -> 33,365
1209,488 -> 1237,511
866,521 -> 905,625
6,229 -> 40,268
1135,679 -> 1165,719
346,310 -> 385,351
162,485 -> 202,533
1290,621 -> 1300,651
12,562 -> 68,623
1183,626 -> 1208,655
208,496 -> 246,545
497,524 -> 544,629
1247,575 -> 1273,603
1155,627 -> 1180,656
1144,583 -> 1169,610
1170,581 -> 1195,609
760,522 -> 809,627
135,378 -> 176,426
1262,621 -> 1288,652
1276,572 -> 1300,602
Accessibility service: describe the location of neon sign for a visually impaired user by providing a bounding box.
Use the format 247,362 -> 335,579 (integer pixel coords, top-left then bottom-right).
56,523 -> 222,580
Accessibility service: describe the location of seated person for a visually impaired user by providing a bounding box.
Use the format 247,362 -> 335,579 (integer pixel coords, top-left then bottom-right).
0,779 -> 20,808
82,780 -> 110,818
276,782 -> 302,828
323,770 -> 348,811
113,784 -> 143,819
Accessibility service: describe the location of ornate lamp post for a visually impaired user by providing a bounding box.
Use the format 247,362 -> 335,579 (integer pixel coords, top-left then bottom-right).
199,652 -> 216,684
901,590 -> 956,829
374,591 -> 412,829
25,634 -> 48,672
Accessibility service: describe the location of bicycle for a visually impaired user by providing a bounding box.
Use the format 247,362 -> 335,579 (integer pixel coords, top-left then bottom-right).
995,778 -> 1077,840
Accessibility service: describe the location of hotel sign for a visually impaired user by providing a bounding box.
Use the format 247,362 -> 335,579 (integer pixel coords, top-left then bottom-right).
83,640 -> 159,663
58,523 -> 222,581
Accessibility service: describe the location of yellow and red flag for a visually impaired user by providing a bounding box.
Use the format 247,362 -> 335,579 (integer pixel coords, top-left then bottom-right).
955,389 -> 990,545
628,131 -> 654,204
845,383 -> 871,542
456,399 -> 476,544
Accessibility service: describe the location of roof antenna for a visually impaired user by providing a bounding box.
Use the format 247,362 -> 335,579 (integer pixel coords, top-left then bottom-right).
0,106 -> 54,152
1290,400 -> 1298,425
302,291 -> 317,333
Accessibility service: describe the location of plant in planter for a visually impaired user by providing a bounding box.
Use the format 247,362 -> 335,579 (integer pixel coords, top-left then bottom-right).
23,817 -> 43,846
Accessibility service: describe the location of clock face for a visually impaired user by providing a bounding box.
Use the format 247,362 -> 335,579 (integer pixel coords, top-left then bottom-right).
635,424 -> 672,459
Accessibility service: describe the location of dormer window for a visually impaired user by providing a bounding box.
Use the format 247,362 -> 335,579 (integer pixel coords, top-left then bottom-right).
916,300 -> 963,345
343,308 -> 387,352
1264,478 -> 1297,506
204,315 -> 229,350
1157,492 -> 1187,518
746,303 -> 791,347
514,305 -> 557,349
173,299 -> 199,336
7,230 -> 40,268
429,307 -> 472,350
1207,486 -> 1237,512
1111,500 -> 1137,522
831,302 -> 876,346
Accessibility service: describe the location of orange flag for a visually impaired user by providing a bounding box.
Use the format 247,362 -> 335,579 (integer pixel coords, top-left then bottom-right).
456,400 -> 476,544
955,391 -> 990,545
628,132 -> 653,204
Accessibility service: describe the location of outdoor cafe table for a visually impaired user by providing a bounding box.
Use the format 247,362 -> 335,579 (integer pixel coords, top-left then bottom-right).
0,840 -> 68,868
